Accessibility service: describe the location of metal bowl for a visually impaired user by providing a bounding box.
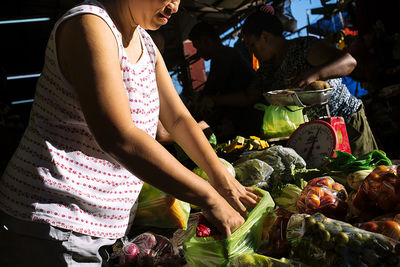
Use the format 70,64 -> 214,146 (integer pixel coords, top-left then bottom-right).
263,88 -> 333,107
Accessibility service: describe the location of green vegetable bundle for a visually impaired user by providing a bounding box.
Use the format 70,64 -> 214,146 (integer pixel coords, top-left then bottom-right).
323,150 -> 392,173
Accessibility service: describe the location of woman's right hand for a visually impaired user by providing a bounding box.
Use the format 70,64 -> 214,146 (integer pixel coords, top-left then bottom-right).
201,196 -> 245,238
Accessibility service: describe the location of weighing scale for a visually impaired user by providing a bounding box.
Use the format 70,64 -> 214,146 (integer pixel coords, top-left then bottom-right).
264,88 -> 351,169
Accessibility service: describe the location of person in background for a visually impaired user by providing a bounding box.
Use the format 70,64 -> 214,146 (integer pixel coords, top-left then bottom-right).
188,22 -> 260,140
147,30 -> 211,144
240,7 -> 378,157
0,0 -> 261,266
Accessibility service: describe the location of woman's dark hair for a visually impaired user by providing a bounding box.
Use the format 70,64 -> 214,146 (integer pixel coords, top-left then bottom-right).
242,9 -> 284,38
188,22 -> 221,42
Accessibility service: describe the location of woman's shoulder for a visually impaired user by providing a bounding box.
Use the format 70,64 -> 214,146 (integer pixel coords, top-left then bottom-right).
291,36 -> 319,49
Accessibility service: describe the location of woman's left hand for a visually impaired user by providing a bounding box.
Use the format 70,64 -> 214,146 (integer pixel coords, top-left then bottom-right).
210,173 -> 262,218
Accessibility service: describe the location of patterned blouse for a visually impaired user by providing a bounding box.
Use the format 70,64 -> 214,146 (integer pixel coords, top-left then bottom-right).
0,0 -> 159,238
254,36 -> 361,122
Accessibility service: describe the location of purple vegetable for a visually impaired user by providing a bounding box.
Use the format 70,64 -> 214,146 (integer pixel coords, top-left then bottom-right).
119,243 -> 139,266
134,232 -> 157,250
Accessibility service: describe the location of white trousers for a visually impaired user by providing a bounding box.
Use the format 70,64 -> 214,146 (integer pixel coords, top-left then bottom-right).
0,210 -> 116,267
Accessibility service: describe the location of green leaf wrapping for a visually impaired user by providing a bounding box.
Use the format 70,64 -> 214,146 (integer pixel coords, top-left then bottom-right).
183,188 -> 275,267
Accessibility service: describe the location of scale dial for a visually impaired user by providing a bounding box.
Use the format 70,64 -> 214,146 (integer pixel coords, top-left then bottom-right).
287,120 -> 338,169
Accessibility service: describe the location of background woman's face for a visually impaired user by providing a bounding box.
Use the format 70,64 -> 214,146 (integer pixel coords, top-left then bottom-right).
131,0 -> 180,30
244,33 -> 273,63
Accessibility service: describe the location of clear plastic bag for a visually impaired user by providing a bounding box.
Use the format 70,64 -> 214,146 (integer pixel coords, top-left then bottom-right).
355,213 -> 400,242
118,232 -> 184,266
352,165 -> 400,219
226,253 -> 302,267
253,104 -> 304,139
234,159 -> 274,187
183,188 -> 275,267
258,208 -> 293,259
286,213 -> 400,266
133,183 -> 191,230
297,177 -> 348,219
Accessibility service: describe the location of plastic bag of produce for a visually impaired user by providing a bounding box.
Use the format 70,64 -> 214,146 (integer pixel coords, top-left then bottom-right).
234,159 -> 274,187
286,213 -> 400,266
352,165 -> 400,218
133,183 -> 191,230
118,232 -> 184,267
226,253 -> 301,267
183,188 -> 275,267
297,177 -> 348,219
355,213 -> 400,241
258,208 -> 293,259
254,104 -> 304,139
233,146 -> 308,197
193,158 -> 236,182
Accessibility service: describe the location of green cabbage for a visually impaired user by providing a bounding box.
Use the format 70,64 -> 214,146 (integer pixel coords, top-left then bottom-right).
273,184 -> 302,213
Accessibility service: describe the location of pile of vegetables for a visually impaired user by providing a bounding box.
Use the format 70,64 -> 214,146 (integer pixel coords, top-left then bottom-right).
287,213 -> 400,267
185,144 -> 400,267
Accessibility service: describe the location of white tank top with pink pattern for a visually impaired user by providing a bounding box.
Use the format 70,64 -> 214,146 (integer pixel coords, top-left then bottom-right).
0,0 -> 159,239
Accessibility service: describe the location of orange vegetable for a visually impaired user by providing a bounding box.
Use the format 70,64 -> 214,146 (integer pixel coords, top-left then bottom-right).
306,194 -> 320,209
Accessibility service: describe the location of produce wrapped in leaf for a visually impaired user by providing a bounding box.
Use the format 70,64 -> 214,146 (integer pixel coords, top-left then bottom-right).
234,159 -> 273,187
183,188 -> 275,267
286,213 -> 400,266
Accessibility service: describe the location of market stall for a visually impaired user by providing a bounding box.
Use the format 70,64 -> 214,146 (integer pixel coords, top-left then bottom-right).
1,0 -> 399,266
108,136 -> 399,266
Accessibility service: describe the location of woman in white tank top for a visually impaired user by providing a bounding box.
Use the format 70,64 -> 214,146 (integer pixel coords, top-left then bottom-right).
0,0 -> 260,265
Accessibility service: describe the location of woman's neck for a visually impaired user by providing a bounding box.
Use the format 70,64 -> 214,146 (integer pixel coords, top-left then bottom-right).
99,0 -> 138,46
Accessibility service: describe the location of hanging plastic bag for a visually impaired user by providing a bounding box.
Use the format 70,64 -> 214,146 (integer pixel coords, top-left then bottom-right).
133,183 -> 191,230
183,188 -> 275,267
253,104 -> 304,139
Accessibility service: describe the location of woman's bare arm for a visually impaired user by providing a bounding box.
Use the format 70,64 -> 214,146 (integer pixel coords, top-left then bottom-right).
56,14 -> 250,237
